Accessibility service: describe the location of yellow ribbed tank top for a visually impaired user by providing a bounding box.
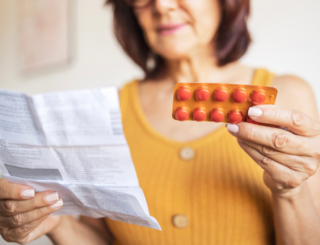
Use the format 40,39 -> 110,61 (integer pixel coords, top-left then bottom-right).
106,69 -> 275,245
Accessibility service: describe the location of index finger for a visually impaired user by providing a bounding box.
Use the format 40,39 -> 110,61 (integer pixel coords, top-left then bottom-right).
228,123 -> 307,156
0,191 -> 60,216
247,105 -> 320,137
0,179 -> 34,200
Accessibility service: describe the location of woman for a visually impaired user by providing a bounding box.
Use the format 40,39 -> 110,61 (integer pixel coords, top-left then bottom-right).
0,0 -> 320,244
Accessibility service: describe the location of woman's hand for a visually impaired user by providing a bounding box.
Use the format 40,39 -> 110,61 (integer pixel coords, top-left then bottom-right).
0,178 -> 63,244
226,105 -> 320,197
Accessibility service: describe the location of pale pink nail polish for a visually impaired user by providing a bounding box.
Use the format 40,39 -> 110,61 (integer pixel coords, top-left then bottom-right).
45,192 -> 59,203
227,124 -> 239,134
22,189 -> 35,198
248,107 -> 263,118
51,200 -> 63,209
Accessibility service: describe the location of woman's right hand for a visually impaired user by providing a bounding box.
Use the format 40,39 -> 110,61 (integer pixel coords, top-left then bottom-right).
0,178 -> 63,244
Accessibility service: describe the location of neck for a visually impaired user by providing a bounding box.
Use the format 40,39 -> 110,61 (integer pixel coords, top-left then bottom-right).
163,45 -> 221,85
149,47 -> 252,88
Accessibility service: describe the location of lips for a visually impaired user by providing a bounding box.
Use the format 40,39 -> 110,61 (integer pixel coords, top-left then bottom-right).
156,23 -> 187,36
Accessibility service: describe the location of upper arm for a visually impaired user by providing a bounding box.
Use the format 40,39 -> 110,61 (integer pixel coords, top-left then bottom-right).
273,75 -> 319,120
79,216 -> 114,244
273,75 -> 320,211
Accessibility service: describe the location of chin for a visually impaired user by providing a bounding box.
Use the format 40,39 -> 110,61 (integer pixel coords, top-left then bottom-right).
152,41 -> 196,60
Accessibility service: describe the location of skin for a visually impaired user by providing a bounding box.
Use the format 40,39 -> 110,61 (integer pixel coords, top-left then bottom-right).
1,0 -> 319,244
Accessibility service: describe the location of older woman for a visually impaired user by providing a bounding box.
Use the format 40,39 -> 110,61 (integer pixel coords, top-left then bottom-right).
0,0 -> 320,244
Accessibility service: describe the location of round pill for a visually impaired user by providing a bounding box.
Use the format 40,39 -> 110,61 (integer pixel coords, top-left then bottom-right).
228,110 -> 243,124
193,108 -> 207,122
214,88 -> 229,102
175,108 -> 189,121
251,90 -> 266,104
233,88 -> 247,103
195,87 -> 210,101
210,109 -> 224,122
177,87 -> 192,101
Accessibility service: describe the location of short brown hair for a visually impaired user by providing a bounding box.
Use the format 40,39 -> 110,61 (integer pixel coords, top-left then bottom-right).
106,0 -> 251,77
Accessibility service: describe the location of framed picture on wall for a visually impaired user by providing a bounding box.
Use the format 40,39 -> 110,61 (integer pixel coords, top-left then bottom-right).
19,0 -> 72,72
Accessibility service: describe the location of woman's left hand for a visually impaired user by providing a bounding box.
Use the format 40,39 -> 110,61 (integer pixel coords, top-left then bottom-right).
226,105 -> 320,197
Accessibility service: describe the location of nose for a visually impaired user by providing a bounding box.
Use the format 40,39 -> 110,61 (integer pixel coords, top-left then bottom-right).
153,0 -> 178,14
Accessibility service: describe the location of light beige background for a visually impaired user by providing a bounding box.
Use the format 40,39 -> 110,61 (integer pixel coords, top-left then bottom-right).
0,0 -> 319,244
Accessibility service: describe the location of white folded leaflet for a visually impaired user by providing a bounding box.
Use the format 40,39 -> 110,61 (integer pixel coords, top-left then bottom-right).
0,87 -> 160,230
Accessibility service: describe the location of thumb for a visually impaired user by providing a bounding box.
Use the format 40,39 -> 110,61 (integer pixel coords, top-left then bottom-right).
28,215 -> 61,242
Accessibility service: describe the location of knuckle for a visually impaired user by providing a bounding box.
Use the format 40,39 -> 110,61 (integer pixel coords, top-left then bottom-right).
247,126 -> 256,141
1,231 -> 15,243
272,132 -> 289,149
286,178 -> 301,189
313,147 -> 320,159
291,109 -> 304,127
261,155 -> 273,165
304,163 -> 318,176
3,200 -> 16,215
285,172 -> 305,189
6,228 -> 29,244
0,233 -> 9,242
11,213 -> 24,227
35,207 -> 45,217
261,146 -> 277,155
267,109 -> 278,123
17,224 -> 31,234
3,237 -> 15,243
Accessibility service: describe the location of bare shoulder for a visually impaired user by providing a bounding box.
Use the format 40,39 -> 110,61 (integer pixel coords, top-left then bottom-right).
272,75 -> 319,120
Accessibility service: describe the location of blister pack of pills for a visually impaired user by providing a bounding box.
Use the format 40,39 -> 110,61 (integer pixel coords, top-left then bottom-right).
172,83 -> 278,124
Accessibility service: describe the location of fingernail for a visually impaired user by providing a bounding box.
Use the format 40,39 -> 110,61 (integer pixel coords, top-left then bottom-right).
248,107 -> 263,118
22,189 -> 35,198
51,199 -> 63,209
45,192 -> 59,203
227,124 -> 239,134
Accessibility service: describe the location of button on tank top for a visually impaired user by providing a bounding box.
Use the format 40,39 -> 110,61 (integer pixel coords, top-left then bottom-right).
105,69 -> 276,245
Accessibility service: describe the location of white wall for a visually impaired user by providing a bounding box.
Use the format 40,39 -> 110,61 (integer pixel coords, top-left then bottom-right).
243,0 -> 320,110
0,0 -> 319,244
0,0 -> 143,96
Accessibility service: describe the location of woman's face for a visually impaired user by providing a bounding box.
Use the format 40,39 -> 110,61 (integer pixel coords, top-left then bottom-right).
134,0 -> 221,60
